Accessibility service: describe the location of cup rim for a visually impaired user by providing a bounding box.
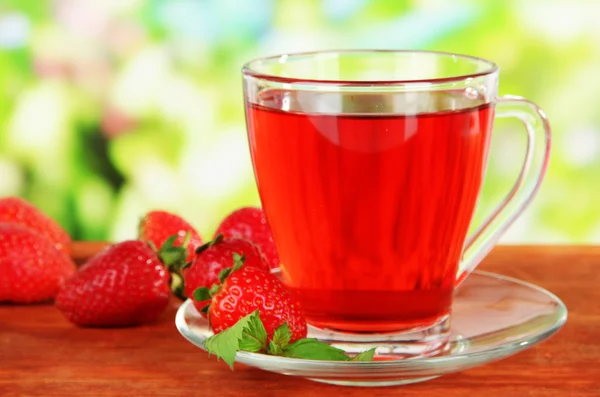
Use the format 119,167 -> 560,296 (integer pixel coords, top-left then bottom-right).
242,49 -> 499,85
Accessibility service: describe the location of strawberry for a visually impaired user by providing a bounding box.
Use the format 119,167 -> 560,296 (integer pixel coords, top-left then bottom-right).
183,234 -> 270,312
0,223 -> 76,303
194,255 -> 307,343
56,239 -> 187,327
215,207 -> 280,270
139,210 -> 203,263
0,196 -> 71,255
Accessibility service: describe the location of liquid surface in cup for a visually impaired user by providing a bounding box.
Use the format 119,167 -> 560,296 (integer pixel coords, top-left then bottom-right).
246,90 -> 494,332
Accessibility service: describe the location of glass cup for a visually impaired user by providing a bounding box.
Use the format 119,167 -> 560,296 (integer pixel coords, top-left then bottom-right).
242,50 -> 551,357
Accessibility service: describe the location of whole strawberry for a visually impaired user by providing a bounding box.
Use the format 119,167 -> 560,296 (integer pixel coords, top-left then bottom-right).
0,223 -> 76,303
0,196 -> 71,255
139,210 -> 203,263
215,207 -> 280,270
195,255 -> 307,342
184,234 -> 269,312
56,240 -> 180,327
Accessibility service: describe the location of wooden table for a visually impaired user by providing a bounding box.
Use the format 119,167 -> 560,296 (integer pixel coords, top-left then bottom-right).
1,243 -> 599,396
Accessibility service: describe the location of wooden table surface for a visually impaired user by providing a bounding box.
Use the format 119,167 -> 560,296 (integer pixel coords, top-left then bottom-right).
1,243 -> 599,396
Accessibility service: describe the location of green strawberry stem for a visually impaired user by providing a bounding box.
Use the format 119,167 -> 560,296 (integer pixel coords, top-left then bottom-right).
171,273 -> 186,301
208,284 -> 221,296
148,233 -> 191,301
194,287 -> 211,302
193,252 -> 246,312
217,253 -> 245,283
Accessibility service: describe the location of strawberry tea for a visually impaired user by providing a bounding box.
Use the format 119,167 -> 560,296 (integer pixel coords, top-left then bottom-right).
247,89 -> 494,332
243,50 -> 550,351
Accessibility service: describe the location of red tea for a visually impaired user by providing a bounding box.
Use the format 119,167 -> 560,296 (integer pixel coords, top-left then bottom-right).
246,90 -> 494,332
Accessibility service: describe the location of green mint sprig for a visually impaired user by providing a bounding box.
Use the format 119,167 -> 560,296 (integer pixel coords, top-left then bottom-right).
203,311 -> 376,369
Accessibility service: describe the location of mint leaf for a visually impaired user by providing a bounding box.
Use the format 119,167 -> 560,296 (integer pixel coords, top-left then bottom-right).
239,311 -> 267,352
268,340 -> 283,356
272,323 -> 291,349
203,311 -> 255,369
350,347 -> 377,361
266,323 -> 291,355
204,311 -> 377,370
239,332 -> 265,353
282,338 -> 351,361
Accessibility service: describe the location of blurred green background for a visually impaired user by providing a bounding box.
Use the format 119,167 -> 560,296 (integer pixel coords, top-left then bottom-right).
0,0 -> 598,243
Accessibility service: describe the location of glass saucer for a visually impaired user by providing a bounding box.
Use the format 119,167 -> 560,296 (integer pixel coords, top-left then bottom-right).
175,271 -> 567,387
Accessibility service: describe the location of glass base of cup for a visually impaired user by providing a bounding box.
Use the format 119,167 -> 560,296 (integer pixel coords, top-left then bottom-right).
307,314 -> 451,359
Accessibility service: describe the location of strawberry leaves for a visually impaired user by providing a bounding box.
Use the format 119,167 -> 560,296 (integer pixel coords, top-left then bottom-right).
156,234 -> 189,268
193,287 -> 211,302
195,233 -> 224,255
203,310 -> 376,369
151,234 -> 190,301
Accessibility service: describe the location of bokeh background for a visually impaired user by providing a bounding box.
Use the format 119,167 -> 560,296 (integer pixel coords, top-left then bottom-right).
0,0 -> 599,243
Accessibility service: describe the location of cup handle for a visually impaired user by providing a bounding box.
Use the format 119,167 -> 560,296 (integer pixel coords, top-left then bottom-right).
456,95 -> 552,285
